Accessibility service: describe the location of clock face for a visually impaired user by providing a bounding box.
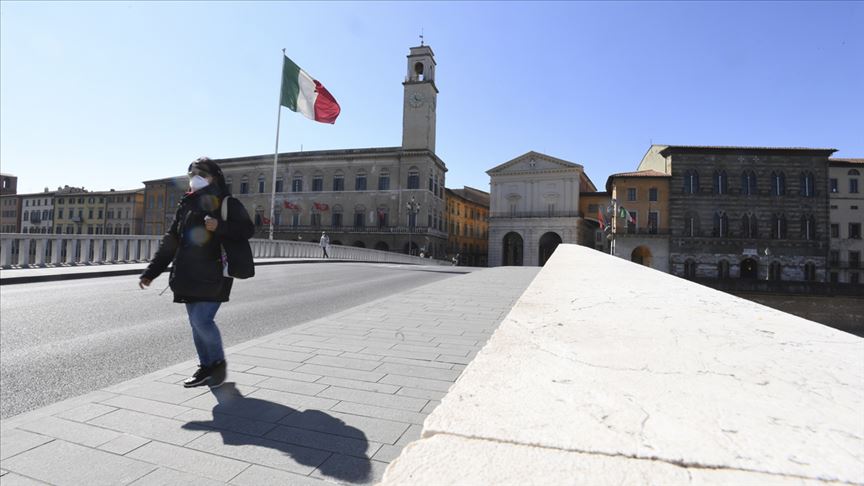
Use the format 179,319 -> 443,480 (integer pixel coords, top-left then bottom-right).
409,92 -> 425,108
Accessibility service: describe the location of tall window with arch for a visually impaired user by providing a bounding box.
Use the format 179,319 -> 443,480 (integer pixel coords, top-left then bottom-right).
275,176 -> 283,193
258,175 -> 266,193
741,213 -> 758,238
713,211 -> 728,237
684,212 -> 699,237
713,170 -> 728,195
849,169 -> 860,193
332,172 -> 345,191
801,214 -> 816,240
800,171 -> 815,197
331,205 -> 343,228
355,170 -> 367,191
240,175 -> 249,195
771,171 -> 786,196
407,168 -> 420,189
378,169 -> 390,191
292,173 -> 303,192
741,170 -> 757,196
353,205 -> 365,228
771,213 -> 787,239
683,170 -> 699,194
312,174 -> 324,192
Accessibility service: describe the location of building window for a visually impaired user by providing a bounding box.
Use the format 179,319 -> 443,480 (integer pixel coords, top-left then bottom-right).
850,251 -> 860,269
407,169 -> 420,189
310,212 -> 321,227
240,176 -> 249,194
648,211 -> 659,234
800,171 -> 815,197
648,188 -> 658,202
718,260 -> 730,279
684,259 -> 697,279
713,170 -> 728,195
804,262 -> 816,282
292,175 -> 303,192
627,211 -> 636,234
354,210 -> 365,228
850,223 -> 862,239
830,250 -> 840,266
332,207 -> 343,228
377,208 -> 388,228
275,177 -> 283,193
355,171 -> 367,191
378,170 -> 390,191
741,214 -> 758,239
684,212 -> 698,237
627,188 -> 636,201
683,170 -> 699,194
771,171 -> 786,196
769,261 -> 782,281
258,175 -> 266,193
22,210 -> 29,221
713,211 -> 728,237
771,214 -> 787,239
333,173 -> 344,191
801,215 -> 816,240
291,213 -> 300,227
428,171 -> 434,192
312,175 -> 323,192
829,178 -> 838,193
851,178 -> 860,194
831,224 -> 839,238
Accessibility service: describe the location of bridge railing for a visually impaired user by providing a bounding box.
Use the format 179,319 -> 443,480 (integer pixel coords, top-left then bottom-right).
0,234 -> 444,268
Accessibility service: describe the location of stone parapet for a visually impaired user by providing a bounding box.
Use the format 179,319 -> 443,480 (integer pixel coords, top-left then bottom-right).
380,244 -> 864,485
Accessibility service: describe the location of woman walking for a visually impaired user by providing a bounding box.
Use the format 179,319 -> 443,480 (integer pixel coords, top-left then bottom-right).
139,157 -> 254,388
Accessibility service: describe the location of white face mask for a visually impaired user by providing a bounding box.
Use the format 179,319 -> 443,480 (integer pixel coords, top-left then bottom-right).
189,175 -> 210,192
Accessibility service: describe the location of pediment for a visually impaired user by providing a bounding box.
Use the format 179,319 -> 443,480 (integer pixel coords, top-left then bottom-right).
487,151 -> 582,175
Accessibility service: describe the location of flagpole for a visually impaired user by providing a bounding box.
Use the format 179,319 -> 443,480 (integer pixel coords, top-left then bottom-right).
269,48 -> 287,241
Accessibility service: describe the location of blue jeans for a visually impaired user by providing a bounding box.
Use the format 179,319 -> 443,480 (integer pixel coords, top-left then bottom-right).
185,302 -> 224,367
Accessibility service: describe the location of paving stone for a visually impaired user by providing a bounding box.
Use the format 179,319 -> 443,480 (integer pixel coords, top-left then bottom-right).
129,467 -> 226,486
361,347 -> 440,361
433,336 -> 479,346
338,351 -> 384,361
101,395 -> 191,418
436,354 -> 472,365
317,386 -> 427,412
89,409 -> 205,446
179,383 -> 260,411
19,416 -> 121,448
98,434 -> 151,455
127,440 -> 249,482
0,429 -> 53,461
372,443 -> 405,463
380,356 -> 454,370
395,424 -> 423,446
292,340 -> 366,353
316,376 -> 399,394
310,454 -> 389,485
433,343 -> 476,356
304,355 -> 383,371
0,472 -> 51,485
380,374 -> 454,392
229,354 -> 304,371
329,402 -> 428,426
178,386 -> 294,424
154,374 -> 189,385
396,387 -> 447,401
391,343 -> 440,354
421,400 -> 441,414
54,403 -> 117,423
1,440 -> 156,486
229,464 -> 332,485
185,430 -> 330,476
255,377 -> 329,396
244,366 -> 321,382
278,409 -> 409,444
247,387 -> 339,411
234,346 -> 313,362
264,424 -> 382,458
375,362 -> 461,381
292,363 -> 385,383
174,409 -> 279,436
118,381 -> 209,405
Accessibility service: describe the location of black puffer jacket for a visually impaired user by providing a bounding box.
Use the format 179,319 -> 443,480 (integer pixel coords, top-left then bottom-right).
142,185 -> 254,303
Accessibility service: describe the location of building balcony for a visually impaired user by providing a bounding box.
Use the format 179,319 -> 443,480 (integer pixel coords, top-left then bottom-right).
614,227 -> 671,236
829,261 -> 861,269
489,211 -> 583,219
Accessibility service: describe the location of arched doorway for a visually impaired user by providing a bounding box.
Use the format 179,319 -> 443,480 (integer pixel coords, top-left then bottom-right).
740,258 -> 758,279
502,232 -> 523,266
538,232 -> 562,266
375,242 -> 389,252
631,246 -> 653,267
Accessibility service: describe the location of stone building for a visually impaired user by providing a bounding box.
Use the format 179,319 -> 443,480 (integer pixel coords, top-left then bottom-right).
103,189 -> 146,235
445,186 -> 490,266
828,158 -> 863,284
606,169 -> 671,273
54,187 -> 144,235
487,151 -> 599,267
211,45 -> 448,256
645,145 -> 835,282
142,176 -> 187,235
20,190 -> 55,234
0,194 -> 21,233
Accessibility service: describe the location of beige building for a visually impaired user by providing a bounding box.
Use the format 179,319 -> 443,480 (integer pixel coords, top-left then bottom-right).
446,186 -> 490,266
487,151 -> 599,267
20,190 -> 55,234
142,176 -> 187,236
104,189 -> 145,235
212,45 -> 449,256
1,194 -> 21,233
828,158 -> 863,284
54,187 -> 144,235
606,170 -> 672,273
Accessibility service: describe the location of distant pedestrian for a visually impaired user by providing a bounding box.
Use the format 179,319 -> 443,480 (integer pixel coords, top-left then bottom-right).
139,157 -> 254,388
320,231 -> 330,258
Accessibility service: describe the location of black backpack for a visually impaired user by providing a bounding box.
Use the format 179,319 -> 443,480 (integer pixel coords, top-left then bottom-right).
220,196 -> 255,279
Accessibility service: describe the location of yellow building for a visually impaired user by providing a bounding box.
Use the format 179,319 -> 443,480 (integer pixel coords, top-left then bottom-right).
445,186 -> 490,266
578,191 -> 611,252
605,170 -> 671,272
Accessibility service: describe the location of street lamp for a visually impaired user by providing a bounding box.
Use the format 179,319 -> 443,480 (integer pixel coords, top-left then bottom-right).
406,196 -> 420,256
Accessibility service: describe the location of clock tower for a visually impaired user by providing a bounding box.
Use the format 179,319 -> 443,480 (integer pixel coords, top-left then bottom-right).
402,45 -> 438,153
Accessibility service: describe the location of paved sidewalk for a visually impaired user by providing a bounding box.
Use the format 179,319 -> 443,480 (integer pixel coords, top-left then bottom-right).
0,266 -> 540,485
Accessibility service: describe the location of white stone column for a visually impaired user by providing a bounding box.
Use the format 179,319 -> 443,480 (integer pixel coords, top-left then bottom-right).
65,239 -> 76,264
0,237 -> 13,267
35,238 -> 47,266
93,239 -> 105,263
16,238 -> 30,266
50,238 -> 63,264
80,239 -> 92,264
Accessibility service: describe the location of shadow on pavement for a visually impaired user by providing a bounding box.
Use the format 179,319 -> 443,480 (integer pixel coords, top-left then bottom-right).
182,382 -> 372,483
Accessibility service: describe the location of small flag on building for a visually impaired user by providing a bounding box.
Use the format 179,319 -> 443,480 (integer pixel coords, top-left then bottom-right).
619,206 -> 636,224
597,207 -> 606,231
280,55 -> 341,124
313,202 -> 329,211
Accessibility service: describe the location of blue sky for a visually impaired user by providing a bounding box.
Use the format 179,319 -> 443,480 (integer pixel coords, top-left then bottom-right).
2,1 -> 862,195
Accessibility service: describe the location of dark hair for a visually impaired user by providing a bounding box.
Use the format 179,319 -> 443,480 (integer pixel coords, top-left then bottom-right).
188,156 -> 230,195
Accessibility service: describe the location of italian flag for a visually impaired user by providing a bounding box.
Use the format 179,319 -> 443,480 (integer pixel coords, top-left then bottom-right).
280,55 -> 341,124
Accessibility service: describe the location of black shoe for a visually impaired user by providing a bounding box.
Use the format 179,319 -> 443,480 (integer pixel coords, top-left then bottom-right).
209,360 -> 227,388
183,365 -> 212,388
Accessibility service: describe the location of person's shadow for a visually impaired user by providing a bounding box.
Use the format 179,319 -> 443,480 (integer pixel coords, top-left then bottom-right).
182,383 -> 372,483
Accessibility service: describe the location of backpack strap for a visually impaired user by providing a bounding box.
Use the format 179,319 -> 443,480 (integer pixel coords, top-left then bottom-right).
221,195 -> 231,220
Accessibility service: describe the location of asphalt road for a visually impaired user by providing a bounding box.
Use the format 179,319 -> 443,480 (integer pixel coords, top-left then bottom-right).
0,262 -> 472,419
